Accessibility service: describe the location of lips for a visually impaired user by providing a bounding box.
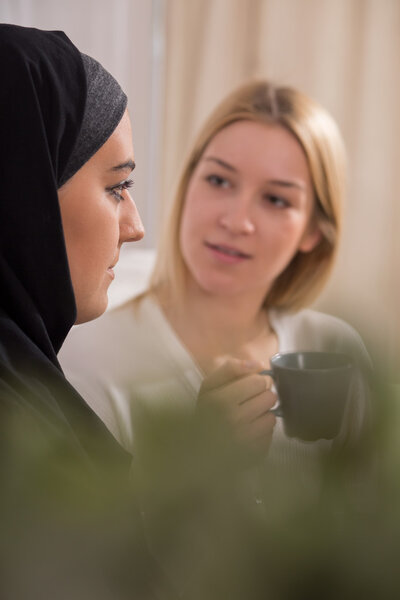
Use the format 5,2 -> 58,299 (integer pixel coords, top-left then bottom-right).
205,241 -> 251,259
107,255 -> 119,280
108,255 -> 119,270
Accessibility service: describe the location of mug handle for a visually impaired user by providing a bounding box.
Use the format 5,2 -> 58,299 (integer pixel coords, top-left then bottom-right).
259,369 -> 283,417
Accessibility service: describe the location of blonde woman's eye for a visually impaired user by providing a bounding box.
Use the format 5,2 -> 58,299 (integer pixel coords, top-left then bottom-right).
205,174 -> 230,188
265,194 -> 289,208
107,178 -> 134,202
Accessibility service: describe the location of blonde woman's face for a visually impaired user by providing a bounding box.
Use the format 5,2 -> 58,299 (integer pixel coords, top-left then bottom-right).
179,120 -> 321,301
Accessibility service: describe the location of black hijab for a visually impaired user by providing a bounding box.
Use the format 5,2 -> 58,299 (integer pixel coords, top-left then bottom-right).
0,24 -> 129,465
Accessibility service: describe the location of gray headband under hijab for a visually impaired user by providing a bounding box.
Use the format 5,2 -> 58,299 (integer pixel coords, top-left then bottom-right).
59,53 -> 127,187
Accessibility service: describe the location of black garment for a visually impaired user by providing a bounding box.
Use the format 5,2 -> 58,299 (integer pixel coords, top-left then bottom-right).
0,25 -> 177,599
0,23 -> 128,464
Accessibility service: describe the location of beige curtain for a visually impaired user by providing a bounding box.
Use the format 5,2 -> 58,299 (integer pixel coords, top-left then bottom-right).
160,0 -> 400,367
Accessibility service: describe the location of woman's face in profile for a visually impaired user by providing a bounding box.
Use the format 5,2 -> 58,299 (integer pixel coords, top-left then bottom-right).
58,110 -> 144,324
179,119 -> 321,301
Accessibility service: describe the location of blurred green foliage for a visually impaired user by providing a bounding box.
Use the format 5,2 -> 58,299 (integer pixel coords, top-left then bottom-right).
1,375 -> 400,599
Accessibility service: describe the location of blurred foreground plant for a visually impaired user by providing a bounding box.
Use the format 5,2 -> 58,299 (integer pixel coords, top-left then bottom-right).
131,377 -> 400,600
1,376 -> 400,599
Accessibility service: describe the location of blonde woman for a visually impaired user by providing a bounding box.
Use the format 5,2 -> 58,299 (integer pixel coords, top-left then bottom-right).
60,81 -> 370,465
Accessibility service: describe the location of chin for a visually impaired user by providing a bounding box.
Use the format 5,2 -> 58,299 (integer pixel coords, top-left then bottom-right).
75,296 -> 109,325
194,275 -> 243,297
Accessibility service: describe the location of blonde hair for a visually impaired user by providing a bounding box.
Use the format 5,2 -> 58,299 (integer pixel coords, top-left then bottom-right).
149,80 -> 346,311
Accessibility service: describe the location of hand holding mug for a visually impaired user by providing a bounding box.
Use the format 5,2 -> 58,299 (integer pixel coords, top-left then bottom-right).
197,358 -> 277,454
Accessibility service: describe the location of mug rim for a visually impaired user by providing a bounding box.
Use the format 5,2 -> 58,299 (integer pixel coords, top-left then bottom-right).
270,351 -> 354,372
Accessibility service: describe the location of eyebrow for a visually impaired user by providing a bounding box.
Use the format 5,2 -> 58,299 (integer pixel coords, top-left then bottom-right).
203,156 -> 305,190
109,159 -> 136,173
203,156 -> 236,172
268,179 -> 305,191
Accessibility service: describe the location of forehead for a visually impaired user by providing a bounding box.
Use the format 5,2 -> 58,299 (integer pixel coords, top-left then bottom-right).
202,120 -> 311,185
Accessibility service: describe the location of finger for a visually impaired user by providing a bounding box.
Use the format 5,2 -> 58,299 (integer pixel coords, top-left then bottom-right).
231,391 -> 278,425
200,357 -> 266,393
200,373 -> 268,409
239,411 -> 276,448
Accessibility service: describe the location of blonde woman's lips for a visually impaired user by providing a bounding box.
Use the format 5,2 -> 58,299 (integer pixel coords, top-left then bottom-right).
204,241 -> 251,263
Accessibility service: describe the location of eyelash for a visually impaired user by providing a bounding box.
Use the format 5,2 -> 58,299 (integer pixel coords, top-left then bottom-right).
206,175 -> 290,208
205,174 -> 230,188
202,170 -> 294,212
264,194 -> 290,208
107,178 -> 134,202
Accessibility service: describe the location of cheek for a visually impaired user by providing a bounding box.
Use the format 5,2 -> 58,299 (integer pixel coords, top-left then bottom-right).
257,216 -> 311,272
64,203 -> 119,277
179,204 -> 192,261
65,216 -> 98,262
179,193 -> 200,247
264,212 -> 309,246
180,186 -> 216,236
180,197 -> 215,267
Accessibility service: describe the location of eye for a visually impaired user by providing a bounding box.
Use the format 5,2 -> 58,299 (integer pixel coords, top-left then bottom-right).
264,194 -> 290,208
205,174 -> 230,188
106,178 -> 134,202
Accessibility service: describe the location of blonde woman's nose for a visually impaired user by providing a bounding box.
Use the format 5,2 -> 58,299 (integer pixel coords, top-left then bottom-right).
218,203 -> 255,235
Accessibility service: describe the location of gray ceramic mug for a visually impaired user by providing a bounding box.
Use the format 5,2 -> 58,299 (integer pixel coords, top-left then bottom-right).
261,351 -> 354,441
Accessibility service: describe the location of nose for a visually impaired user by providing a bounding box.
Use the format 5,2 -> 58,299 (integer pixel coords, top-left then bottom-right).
119,197 -> 145,244
218,200 -> 255,235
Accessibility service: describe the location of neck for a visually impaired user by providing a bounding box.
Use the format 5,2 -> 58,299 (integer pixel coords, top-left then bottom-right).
156,279 -> 276,373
